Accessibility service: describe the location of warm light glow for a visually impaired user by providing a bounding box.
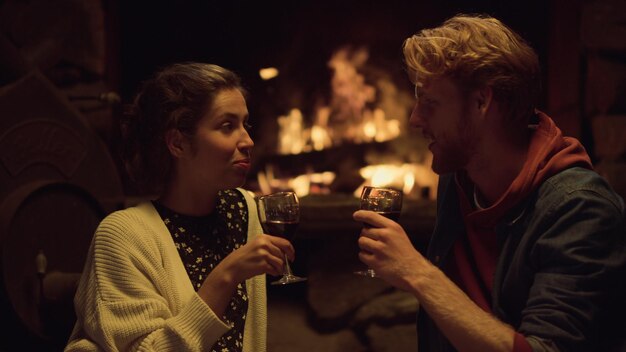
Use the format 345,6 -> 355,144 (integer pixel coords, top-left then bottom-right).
363,121 -> 376,139
289,174 -> 311,197
256,168 -> 336,198
403,171 -> 415,195
356,163 -> 438,199
259,67 -> 279,80
264,45 -> 435,202
278,109 -> 305,154
371,166 -> 396,187
274,47 -> 406,155
311,125 -> 331,151
310,171 -> 335,184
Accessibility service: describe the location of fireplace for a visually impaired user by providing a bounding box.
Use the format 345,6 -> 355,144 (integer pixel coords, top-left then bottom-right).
238,45 -> 438,351
246,45 -> 438,199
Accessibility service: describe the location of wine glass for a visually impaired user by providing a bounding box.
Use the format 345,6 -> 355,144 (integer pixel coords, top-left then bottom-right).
355,186 -> 403,277
256,191 -> 307,285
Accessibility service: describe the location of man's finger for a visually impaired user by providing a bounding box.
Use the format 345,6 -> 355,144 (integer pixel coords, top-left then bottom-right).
353,210 -> 395,228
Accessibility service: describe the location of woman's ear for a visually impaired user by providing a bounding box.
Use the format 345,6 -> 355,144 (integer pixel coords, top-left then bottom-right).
165,129 -> 187,158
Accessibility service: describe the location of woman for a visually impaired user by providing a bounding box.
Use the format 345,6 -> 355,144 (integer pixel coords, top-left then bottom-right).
65,62 -> 293,351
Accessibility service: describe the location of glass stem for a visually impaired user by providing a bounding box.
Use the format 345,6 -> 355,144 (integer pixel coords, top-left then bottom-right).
283,254 -> 294,276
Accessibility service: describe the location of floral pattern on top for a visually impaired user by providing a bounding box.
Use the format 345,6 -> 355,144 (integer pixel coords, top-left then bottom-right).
153,189 -> 249,352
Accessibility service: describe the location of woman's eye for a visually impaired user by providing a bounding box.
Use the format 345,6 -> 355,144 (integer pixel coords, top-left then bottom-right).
220,122 -> 234,131
244,122 -> 252,131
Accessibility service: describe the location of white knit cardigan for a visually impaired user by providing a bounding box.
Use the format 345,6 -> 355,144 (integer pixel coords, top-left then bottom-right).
65,189 -> 266,351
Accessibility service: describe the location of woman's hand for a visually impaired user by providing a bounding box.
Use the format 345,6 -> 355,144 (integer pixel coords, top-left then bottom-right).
220,234 -> 295,282
198,234 -> 294,316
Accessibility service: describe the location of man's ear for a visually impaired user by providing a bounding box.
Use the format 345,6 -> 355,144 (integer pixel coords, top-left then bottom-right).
474,86 -> 494,115
165,129 -> 187,158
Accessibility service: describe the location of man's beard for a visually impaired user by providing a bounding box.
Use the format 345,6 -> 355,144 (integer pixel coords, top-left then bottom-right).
430,102 -> 477,175
431,138 -> 472,174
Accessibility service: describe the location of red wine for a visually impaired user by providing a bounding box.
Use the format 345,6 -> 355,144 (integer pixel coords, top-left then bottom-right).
262,220 -> 299,241
379,211 -> 400,222
363,211 -> 401,228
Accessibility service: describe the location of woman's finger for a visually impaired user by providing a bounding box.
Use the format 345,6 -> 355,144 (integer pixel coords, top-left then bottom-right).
265,253 -> 284,275
265,235 -> 295,261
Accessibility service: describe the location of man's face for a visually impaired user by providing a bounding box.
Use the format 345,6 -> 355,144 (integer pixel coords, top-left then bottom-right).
409,77 -> 478,174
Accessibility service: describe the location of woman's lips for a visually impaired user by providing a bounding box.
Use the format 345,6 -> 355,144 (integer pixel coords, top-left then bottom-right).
233,159 -> 251,172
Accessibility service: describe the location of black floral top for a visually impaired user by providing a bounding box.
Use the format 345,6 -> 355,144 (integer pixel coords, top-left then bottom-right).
153,189 -> 249,352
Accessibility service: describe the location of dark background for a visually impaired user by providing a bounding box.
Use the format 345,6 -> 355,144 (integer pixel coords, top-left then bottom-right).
109,0 -> 553,190
2,0 -> 625,351
114,0 -> 549,139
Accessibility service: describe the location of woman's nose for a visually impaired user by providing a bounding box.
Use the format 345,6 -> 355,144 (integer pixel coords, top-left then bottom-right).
239,129 -> 254,150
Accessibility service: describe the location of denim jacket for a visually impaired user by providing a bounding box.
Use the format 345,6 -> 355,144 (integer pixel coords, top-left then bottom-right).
419,167 -> 626,352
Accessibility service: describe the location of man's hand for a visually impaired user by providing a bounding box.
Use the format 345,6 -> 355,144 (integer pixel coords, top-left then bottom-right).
353,209 -> 426,292
354,209 -> 516,352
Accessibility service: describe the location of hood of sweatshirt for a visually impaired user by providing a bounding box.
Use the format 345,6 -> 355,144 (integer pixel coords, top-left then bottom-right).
466,110 -> 593,227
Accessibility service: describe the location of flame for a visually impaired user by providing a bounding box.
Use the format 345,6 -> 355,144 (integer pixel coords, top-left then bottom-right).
277,109 -> 305,154
257,161 -> 437,200
275,47 -> 403,154
403,171 -> 415,195
311,125 -> 331,151
356,163 -> 438,199
290,174 -> 311,197
363,120 -> 376,139
256,168 -> 336,198
370,166 -> 396,187
263,46 -> 435,200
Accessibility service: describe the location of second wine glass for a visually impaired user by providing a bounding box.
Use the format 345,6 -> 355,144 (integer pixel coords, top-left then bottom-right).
256,191 -> 307,285
355,186 -> 403,277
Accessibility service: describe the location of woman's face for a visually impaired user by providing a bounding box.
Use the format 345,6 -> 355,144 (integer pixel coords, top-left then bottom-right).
176,88 -> 254,193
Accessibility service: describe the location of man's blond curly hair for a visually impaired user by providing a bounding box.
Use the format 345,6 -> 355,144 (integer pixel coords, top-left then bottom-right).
403,14 -> 540,124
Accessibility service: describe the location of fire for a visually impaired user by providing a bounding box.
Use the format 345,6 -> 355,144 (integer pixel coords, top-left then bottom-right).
257,165 -> 336,198
276,47 -> 404,154
277,109 -> 306,154
356,163 -> 438,200
260,46 -> 436,200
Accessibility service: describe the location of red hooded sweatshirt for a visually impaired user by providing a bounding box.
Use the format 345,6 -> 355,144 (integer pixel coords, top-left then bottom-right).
450,111 -> 592,351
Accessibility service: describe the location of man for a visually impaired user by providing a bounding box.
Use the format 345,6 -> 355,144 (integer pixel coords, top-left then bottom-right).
354,14 -> 625,352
